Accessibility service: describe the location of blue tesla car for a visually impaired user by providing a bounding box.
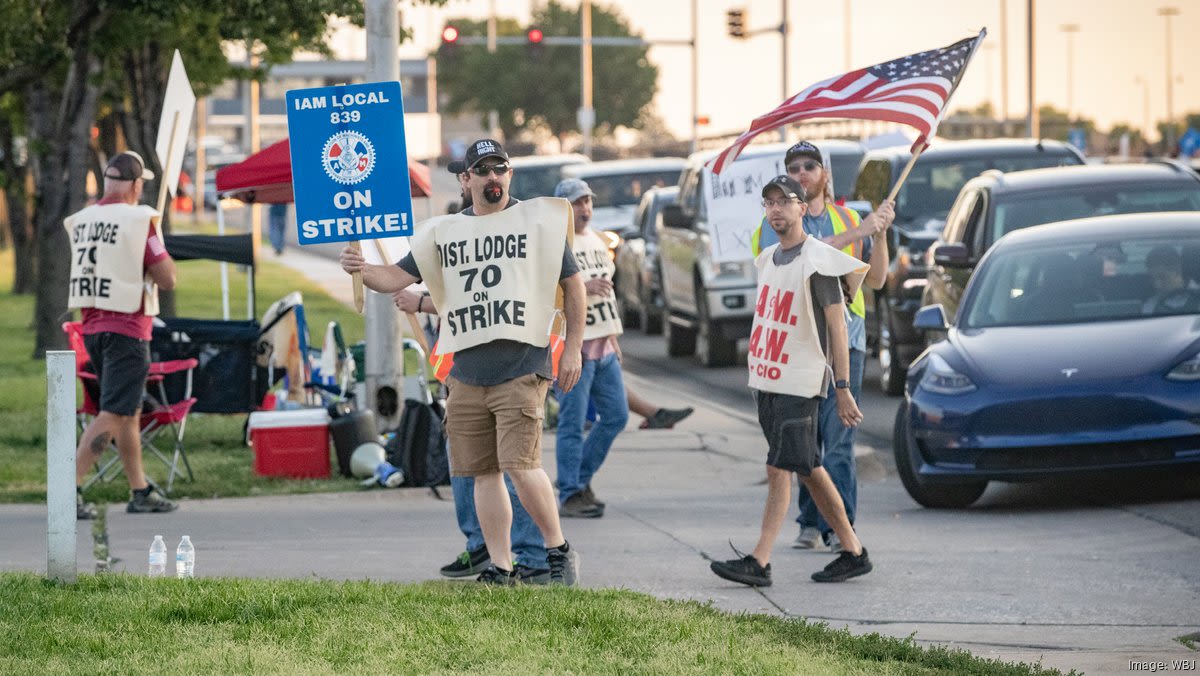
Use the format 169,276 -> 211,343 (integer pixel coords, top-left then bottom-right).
894,212 -> 1200,507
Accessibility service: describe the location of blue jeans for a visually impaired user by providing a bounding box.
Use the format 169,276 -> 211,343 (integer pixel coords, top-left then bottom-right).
555,353 -> 629,504
268,204 -> 287,253
797,348 -> 865,536
450,474 -> 547,569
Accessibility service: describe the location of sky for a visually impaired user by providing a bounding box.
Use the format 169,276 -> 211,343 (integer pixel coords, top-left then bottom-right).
326,0 -> 1200,141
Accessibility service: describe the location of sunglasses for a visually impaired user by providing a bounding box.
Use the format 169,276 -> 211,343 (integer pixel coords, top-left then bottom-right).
787,160 -> 821,173
472,163 -> 510,177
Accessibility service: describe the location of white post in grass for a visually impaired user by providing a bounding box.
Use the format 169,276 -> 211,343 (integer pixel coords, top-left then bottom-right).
46,351 -> 77,583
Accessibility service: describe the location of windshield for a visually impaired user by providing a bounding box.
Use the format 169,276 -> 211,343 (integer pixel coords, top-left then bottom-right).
829,153 -> 863,199
584,171 -> 680,208
895,154 -> 1080,225
509,162 -> 585,199
963,234 -> 1200,328
990,184 -> 1200,246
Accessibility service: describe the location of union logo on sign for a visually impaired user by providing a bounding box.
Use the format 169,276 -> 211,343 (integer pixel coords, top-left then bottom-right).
322,130 -> 376,185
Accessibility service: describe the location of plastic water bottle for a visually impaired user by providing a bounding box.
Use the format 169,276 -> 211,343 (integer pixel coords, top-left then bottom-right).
175,535 -> 195,579
148,535 -> 166,577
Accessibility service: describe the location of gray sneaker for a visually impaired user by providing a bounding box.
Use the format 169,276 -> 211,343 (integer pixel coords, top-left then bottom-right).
559,493 -> 603,518
792,526 -> 820,549
581,484 -> 605,509
76,490 -> 97,520
547,543 -> 579,586
514,564 -> 551,585
127,486 -> 178,513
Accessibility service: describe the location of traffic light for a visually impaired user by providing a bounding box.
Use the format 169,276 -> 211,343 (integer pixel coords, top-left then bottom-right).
438,24 -> 460,59
527,26 -> 545,59
726,8 -> 746,39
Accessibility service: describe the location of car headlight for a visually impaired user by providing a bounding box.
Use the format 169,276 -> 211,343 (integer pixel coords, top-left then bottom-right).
920,353 -> 977,395
1167,352 -> 1200,382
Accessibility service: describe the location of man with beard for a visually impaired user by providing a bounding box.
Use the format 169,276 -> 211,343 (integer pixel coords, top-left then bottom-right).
710,176 -> 873,587
342,139 -> 584,585
752,141 -> 894,553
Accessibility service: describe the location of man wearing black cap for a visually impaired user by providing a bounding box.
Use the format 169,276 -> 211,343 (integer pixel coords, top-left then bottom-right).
341,138 -> 585,586
710,175 -> 873,587
67,150 -> 179,517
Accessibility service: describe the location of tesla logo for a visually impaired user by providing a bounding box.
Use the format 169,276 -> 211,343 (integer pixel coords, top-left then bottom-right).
1061,368 -> 1079,378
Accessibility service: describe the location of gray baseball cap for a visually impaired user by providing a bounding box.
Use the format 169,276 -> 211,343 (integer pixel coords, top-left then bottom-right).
554,178 -> 595,202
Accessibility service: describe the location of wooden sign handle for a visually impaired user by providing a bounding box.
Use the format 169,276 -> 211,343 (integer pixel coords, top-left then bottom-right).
349,240 -> 364,313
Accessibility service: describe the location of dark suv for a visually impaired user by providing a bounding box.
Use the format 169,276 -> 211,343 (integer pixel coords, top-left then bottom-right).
924,161 -> 1200,327
852,139 -> 1086,394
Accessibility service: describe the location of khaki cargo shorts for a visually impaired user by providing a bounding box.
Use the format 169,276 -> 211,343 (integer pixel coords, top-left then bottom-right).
444,373 -> 549,477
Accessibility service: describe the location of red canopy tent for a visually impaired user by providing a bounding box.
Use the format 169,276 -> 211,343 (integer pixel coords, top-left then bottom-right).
214,138 -> 432,204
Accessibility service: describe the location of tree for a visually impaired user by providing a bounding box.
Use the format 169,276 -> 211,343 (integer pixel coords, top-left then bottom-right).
437,0 -> 658,145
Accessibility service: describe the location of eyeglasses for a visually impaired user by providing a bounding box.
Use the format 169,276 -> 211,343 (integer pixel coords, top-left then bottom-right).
787,160 -> 821,173
761,198 -> 798,209
472,163 -> 510,176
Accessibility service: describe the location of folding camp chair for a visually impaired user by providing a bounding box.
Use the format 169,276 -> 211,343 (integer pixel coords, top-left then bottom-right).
63,321 -> 199,492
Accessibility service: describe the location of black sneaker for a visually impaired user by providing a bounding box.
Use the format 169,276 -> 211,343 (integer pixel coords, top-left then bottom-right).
76,489 -> 97,520
581,485 -> 605,509
710,555 -> 772,587
514,564 -> 551,585
559,493 -> 603,518
476,565 -> 519,586
126,486 -> 178,513
547,542 -> 578,586
811,547 -> 872,583
440,545 -> 490,578
640,407 -> 695,430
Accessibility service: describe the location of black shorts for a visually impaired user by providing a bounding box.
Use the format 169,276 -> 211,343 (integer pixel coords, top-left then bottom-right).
755,390 -> 822,476
83,332 -> 149,417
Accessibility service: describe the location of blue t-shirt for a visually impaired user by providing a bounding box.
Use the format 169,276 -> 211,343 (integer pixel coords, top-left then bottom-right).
758,206 -> 872,352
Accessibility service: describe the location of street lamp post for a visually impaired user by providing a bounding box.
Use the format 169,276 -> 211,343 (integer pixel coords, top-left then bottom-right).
1158,6 -> 1180,152
1059,23 -> 1079,122
1135,76 -> 1151,147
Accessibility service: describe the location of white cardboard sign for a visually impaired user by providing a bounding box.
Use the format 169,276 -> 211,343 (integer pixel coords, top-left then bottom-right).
705,153 -> 785,264
155,50 -> 196,196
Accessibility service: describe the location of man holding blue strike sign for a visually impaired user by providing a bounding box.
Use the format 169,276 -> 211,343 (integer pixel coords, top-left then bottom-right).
285,81 -> 414,247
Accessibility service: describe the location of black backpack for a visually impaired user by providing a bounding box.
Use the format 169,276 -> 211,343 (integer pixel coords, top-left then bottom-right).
386,398 -> 450,487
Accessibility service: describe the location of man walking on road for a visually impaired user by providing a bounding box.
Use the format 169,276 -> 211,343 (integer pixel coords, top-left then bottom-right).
710,175 -> 873,586
553,178 -> 630,518
68,151 -> 179,517
340,139 -> 584,585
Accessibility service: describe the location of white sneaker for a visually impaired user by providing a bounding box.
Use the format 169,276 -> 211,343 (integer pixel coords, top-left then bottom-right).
827,532 -> 844,553
792,526 -> 821,549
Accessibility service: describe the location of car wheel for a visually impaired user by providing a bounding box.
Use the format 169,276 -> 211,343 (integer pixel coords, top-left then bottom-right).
664,300 -> 697,357
893,403 -> 987,509
640,285 -> 663,335
878,306 -> 907,397
618,293 -> 641,330
696,291 -> 737,367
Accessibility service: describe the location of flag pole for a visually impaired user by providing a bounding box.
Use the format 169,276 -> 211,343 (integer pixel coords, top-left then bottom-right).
885,28 -> 987,203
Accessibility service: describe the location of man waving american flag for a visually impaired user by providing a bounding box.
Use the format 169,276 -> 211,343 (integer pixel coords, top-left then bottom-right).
709,30 -> 986,175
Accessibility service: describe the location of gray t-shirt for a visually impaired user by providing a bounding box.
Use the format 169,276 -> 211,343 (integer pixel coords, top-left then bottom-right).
771,238 -> 844,394
396,197 -> 580,386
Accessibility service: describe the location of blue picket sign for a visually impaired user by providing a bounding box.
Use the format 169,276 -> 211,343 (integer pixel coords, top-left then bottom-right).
285,81 -> 414,245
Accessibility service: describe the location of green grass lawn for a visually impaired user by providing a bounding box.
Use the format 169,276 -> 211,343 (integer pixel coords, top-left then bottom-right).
0,573 -> 1068,675
0,244 -> 367,504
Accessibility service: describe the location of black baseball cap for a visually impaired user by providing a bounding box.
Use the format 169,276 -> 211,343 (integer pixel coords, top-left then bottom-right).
447,159 -> 466,175
463,138 -> 509,170
104,151 -> 154,181
784,141 -> 823,167
761,175 -> 807,201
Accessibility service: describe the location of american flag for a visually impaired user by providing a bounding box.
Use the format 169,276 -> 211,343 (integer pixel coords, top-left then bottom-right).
709,30 -> 986,174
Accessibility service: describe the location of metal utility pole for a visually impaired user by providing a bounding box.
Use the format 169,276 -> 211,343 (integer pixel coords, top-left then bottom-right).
1000,0 -> 1010,132
779,0 -> 789,142
245,45 -> 262,253
843,0 -> 851,71
193,97 -> 206,223
1136,76 -> 1151,144
581,0 -> 594,158
1026,0 -> 1038,138
690,0 -> 699,154
1059,24 -> 1079,121
364,0 -> 402,415
487,0 -> 499,139
1159,6 -> 1180,151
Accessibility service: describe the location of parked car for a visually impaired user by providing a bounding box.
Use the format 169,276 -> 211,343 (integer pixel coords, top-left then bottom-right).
613,186 -> 677,334
894,212 -> 1200,508
561,157 -> 686,232
923,160 -> 1200,332
852,139 -> 1087,394
508,153 -> 590,200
